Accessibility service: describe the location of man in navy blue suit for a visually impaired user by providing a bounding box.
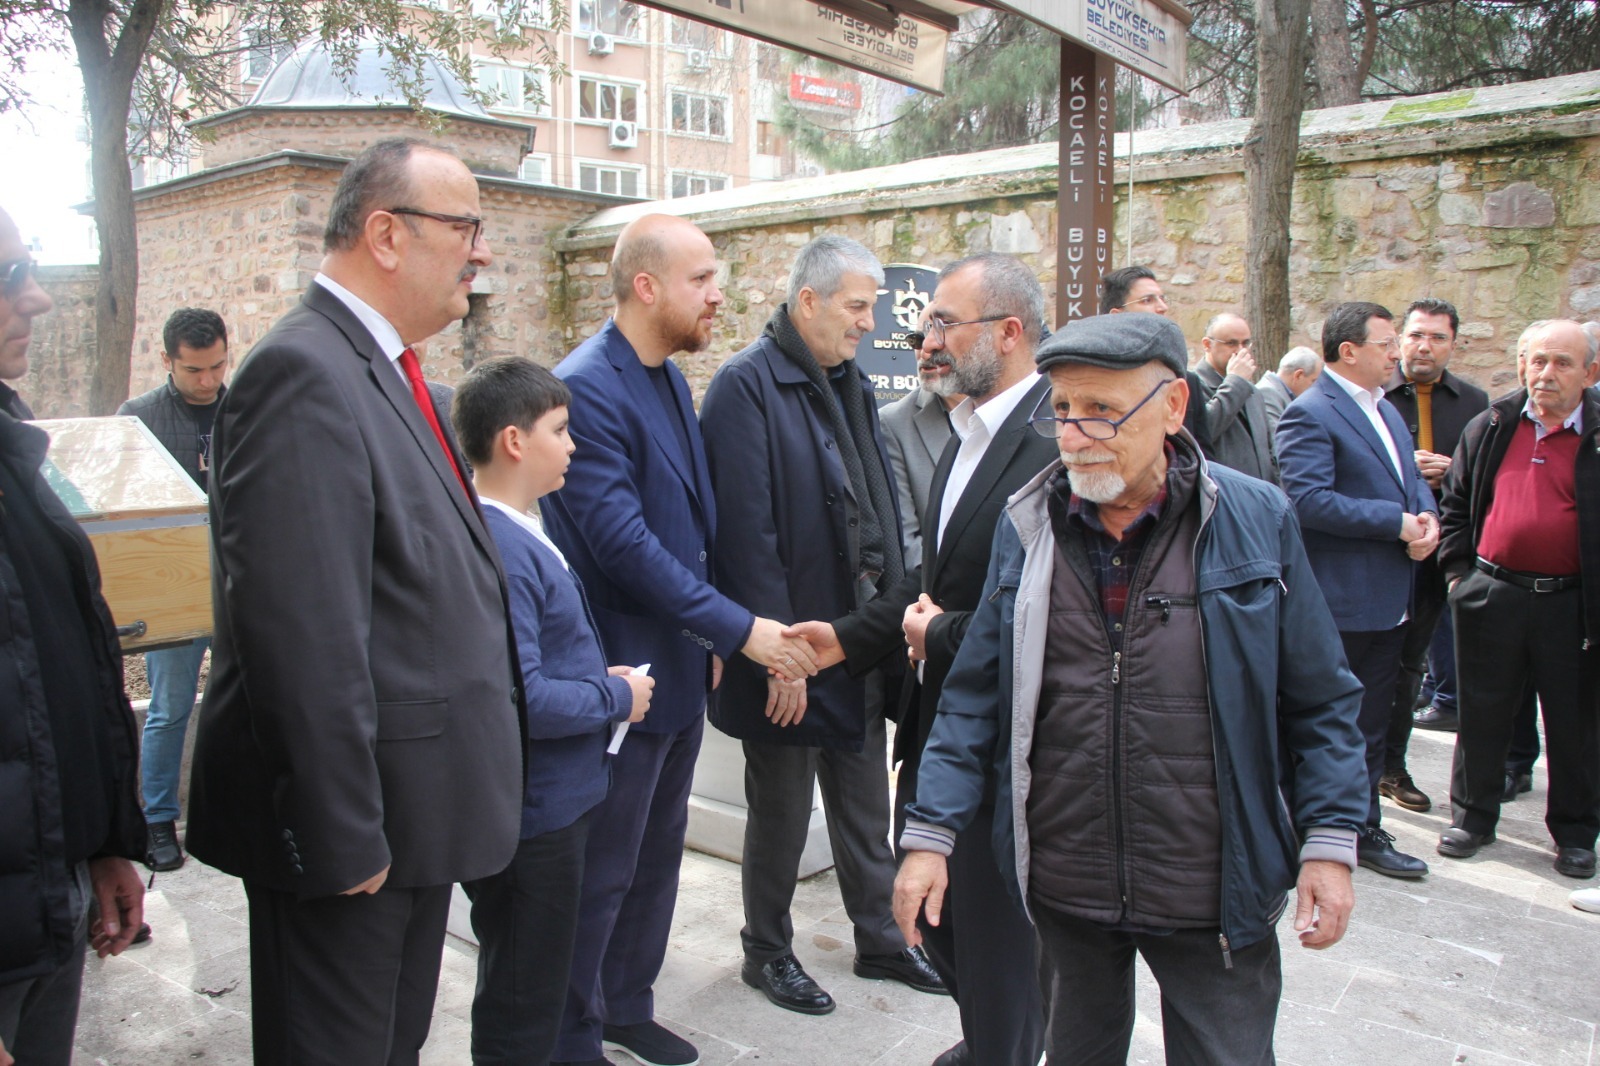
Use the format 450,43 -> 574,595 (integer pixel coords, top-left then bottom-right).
1277,301 -> 1439,880
541,213 -> 818,1066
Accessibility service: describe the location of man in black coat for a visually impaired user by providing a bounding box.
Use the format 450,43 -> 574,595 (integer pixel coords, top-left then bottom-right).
791,252 -> 1056,1066
1377,299 -> 1489,813
0,204 -> 147,1066
701,235 -> 943,1019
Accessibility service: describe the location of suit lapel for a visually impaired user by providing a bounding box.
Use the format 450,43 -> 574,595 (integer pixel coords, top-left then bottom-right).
921,436 -> 960,588
913,392 -> 951,468
304,285 -> 494,551
1320,373 -> 1404,491
605,328 -> 700,502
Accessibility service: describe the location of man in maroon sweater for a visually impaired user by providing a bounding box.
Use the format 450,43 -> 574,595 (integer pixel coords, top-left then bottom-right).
1436,318 -> 1600,880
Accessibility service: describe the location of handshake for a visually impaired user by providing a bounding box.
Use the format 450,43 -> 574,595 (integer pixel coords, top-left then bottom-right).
739,597 -> 947,728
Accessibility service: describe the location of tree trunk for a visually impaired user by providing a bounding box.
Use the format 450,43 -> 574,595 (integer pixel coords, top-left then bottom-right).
1309,0 -> 1361,107
68,0 -> 164,415
1246,0 -> 1312,372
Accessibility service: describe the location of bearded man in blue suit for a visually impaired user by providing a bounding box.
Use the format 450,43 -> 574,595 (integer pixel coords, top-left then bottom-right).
541,212 -> 818,1066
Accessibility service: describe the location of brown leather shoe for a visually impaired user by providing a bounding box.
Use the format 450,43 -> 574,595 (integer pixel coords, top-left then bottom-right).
1379,771 -> 1431,812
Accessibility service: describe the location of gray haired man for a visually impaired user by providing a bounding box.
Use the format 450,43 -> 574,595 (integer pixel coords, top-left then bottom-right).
701,235 -> 945,1017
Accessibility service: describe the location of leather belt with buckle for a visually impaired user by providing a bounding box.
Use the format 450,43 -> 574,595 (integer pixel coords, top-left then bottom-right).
1475,557 -> 1582,593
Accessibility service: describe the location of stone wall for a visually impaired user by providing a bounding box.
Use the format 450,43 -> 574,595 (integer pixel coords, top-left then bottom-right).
21,266 -> 98,418
557,71 -> 1600,398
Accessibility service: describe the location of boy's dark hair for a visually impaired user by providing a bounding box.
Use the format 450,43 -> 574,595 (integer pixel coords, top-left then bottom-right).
1099,265 -> 1157,315
451,356 -> 571,468
1321,301 -> 1393,362
1404,297 -> 1459,337
162,307 -> 228,357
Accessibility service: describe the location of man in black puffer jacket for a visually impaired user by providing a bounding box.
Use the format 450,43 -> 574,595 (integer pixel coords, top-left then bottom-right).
0,205 -> 147,1066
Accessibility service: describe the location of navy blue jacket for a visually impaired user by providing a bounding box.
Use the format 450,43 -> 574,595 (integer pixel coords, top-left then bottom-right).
543,321 -> 754,736
906,453 -> 1367,953
1275,370 -> 1436,631
699,335 -> 901,751
485,507 -> 632,838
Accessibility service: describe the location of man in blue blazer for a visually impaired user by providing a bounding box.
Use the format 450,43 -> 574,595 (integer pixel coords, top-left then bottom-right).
542,213 -> 817,1066
1277,301 -> 1440,881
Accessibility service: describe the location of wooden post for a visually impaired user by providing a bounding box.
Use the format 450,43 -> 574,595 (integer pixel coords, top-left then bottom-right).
1056,41 -> 1116,324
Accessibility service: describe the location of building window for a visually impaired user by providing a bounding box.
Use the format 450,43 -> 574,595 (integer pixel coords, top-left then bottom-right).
756,120 -> 788,157
579,77 -> 639,122
669,16 -> 726,52
579,162 -> 643,197
669,171 -> 728,198
243,26 -> 292,82
578,0 -> 640,38
669,91 -> 727,138
475,62 -> 550,115
518,153 -> 552,183
471,0 -> 547,25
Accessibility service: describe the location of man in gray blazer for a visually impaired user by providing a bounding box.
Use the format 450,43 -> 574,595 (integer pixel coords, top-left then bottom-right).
1192,312 -> 1278,483
187,138 -> 524,1066
1259,345 -> 1323,436
878,374 -> 959,569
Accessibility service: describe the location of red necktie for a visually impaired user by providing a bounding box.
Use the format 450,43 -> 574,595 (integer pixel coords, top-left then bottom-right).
398,347 -> 472,502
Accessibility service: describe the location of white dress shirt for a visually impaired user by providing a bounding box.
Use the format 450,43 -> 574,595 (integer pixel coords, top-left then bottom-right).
936,371 -> 1041,545
1326,367 -> 1403,481
314,273 -> 409,386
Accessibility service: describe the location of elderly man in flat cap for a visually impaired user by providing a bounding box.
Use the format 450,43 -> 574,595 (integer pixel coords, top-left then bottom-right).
891,312 -> 1369,1066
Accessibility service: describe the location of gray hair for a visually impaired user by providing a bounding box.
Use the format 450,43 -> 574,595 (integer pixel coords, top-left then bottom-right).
1584,321 -> 1600,365
938,253 -> 1047,347
325,137 -> 445,252
1279,345 -> 1320,376
1517,319 -> 1552,357
787,235 -> 884,305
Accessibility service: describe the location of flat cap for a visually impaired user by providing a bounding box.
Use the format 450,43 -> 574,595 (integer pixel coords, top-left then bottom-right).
1035,312 -> 1188,378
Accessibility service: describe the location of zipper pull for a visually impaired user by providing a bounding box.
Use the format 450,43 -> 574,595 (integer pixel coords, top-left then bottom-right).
1218,933 -> 1233,970
1112,650 -> 1121,685
1145,595 -> 1171,624
1277,578 -> 1289,596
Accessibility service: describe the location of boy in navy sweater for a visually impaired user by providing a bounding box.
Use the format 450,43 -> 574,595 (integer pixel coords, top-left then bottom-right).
452,357 -> 654,1066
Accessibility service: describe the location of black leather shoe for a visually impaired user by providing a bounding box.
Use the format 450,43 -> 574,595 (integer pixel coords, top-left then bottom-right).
932,1041 -> 973,1066
1358,827 -> 1428,878
1379,771 -> 1432,812
602,1020 -> 700,1066
144,820 -> 185,872
1555,847 -> 1597,879
853,945 -> 949,995
1503,771 -> 1533,801
1413,706 -> 1459,732
741,954 -> 834,1015
1438,827 -> 1495,858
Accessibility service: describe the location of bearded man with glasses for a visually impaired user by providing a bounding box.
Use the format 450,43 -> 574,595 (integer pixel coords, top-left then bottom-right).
894,311 -> 1367,1066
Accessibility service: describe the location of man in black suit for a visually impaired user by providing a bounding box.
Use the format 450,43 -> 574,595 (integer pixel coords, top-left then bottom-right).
791,252 -> 1055,1066
1378,298 -> 1489,811
186,139 -> 525,1066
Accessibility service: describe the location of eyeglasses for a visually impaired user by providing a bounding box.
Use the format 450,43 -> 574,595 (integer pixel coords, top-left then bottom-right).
1405,331 -> 1453,345
386,207 -> 484,248
1207,336 -> 1251,350
904,315 -> 1011,351
1029,377 -> 1173,440
1363,336 -> 1400,352
2,258 -> 37,299
1119,292 -> 1168,311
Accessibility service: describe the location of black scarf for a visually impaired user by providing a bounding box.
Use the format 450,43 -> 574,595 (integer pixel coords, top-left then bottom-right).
765,305 -> 903,600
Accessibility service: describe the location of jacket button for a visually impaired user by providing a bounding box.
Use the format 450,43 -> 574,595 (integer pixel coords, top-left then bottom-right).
699,550 -> 707,562
848,517 -> 858,528
825,440 -> 835,449
511,687 -> 520,704
282,829 -> 294,841
682,629 -> 691,637
826,493 -> 836,505
291,864 -> 305,875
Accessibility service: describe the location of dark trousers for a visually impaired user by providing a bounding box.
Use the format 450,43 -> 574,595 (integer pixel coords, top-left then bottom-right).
1385,564 -> 1446,773
740,710 -> 902,962
1507,689 -> 1542,776
909,768 -> 1045,1065
1341,624 -> 1408,827
0,862 -> 88,1065
1420,611 -> 1459,714
244,879 -> 452,1066
1033,903 -> 1280,1066
463,811 -> 593,1066
1450,569 -> 1600,848
555,717 -> 701,1061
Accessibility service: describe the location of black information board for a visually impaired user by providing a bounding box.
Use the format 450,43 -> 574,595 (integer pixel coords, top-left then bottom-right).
855,263 -> 938,408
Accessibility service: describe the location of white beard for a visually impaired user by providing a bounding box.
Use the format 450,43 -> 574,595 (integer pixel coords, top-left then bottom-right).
1064,467 -> 1127,503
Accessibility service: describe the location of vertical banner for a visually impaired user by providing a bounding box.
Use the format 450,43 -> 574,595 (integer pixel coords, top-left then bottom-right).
856,263 -> 938,407
1056,42 -> 1116,323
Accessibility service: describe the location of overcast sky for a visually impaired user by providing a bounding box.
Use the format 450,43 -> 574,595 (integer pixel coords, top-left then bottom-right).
1,48 -> 99,264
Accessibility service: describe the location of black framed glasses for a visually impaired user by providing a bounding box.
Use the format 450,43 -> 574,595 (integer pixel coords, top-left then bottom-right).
386,207 -> 484,247
1029,377 -> 1173,440
904,314 -> 1011,351
2,257 -> 37,299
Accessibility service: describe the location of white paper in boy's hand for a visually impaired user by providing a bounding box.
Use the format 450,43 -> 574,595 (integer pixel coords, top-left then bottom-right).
608,663 -> 650,754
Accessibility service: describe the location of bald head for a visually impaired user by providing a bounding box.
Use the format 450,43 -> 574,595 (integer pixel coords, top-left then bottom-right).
0,206 -> 54,382
609,214 -> 724,365
1201,312 -> 1252,376
612,214 -> 701,306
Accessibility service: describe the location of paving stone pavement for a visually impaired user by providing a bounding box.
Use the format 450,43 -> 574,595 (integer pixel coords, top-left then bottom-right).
74,728 -> 1599,1065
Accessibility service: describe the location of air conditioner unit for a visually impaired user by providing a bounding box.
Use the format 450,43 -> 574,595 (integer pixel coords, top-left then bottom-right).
609,120 -> 638,149
588,32 -> 614,56
685,48 -> 711,72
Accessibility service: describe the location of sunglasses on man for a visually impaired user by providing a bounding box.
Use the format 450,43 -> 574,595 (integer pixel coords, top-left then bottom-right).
2,257 -> 38,300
